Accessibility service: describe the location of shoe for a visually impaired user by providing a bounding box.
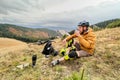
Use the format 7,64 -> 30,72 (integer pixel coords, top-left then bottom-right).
51,60 -> 59,66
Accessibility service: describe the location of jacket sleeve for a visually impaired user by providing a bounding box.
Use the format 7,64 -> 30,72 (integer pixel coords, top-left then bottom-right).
77,33 -> 96,49
66,34 -> 77,41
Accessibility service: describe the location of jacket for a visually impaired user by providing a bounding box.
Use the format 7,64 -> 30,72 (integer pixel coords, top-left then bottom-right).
66,28 -> 96,54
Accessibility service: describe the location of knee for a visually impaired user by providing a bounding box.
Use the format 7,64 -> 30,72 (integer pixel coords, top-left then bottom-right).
64,51 -> 78,60
68,51 -> 78,58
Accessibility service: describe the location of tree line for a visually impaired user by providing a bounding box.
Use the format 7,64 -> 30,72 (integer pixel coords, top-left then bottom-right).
91,18 -> 120,31
0,24 -> 57,43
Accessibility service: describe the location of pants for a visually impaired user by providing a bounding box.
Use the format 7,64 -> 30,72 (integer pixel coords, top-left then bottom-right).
73,42 -> 91,57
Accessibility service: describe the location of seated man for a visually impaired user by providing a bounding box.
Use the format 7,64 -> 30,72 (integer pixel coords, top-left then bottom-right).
51,21 -> 96,66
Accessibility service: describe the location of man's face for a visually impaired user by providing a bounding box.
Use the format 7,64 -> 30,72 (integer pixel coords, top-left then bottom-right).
77,26 -> 83,33
77,26 -> 87,34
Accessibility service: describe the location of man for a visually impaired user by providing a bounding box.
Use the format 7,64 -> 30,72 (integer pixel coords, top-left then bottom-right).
51,21 -> 96,66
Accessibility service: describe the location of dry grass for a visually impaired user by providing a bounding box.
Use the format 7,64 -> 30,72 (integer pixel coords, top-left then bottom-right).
0,27 -> 120,80
0,38 -> 27,48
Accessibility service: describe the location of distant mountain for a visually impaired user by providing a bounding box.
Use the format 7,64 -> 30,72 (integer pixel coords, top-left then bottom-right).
0,24 -> 58,42
44,26 -> 76,32
94,18 -> 120,28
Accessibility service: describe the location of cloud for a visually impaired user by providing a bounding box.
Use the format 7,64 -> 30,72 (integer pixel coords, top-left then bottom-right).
0,0 -> 120,29
30,0 -> 120,27
0,0 -> 28,15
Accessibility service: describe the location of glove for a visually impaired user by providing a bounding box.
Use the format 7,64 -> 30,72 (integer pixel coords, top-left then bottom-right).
66,39 -> 74,47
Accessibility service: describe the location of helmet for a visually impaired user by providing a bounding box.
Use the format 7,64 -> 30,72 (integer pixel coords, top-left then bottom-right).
78,21 -> 89,27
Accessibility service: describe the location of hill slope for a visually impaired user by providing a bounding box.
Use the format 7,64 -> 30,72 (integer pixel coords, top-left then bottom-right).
94,18 -> 120,28
0,38 -> 27,48
0,38 -> 28,53
0,27 -> 120,80
0,24 -> 58,42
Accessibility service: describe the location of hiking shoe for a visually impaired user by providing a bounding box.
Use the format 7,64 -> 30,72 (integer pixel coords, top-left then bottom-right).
51,60 -> 59,66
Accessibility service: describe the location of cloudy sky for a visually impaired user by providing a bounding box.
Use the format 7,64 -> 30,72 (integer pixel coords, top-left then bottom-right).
0,0 -> 120,30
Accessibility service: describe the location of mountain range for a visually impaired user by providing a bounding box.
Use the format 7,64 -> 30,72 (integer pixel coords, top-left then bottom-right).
0,24 -> 58,42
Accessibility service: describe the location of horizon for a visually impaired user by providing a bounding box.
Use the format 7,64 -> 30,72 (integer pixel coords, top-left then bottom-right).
0,18 -> 120,32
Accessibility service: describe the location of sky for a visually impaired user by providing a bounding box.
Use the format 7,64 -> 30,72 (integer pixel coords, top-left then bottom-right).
0,0 -> 120,31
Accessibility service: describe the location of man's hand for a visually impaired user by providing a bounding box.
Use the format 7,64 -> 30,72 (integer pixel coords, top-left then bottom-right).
75,30 -> 81,37
63,38 -> 67,44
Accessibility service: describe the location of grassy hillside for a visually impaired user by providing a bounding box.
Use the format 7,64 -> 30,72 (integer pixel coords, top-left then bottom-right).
91,18 -> 120,31
106,20 -> 120,28
0,38 -> 28,54
0,24 -> 58,42
94,18 -> 120,28
0,27 -> 120,80
0,38 -> 27,48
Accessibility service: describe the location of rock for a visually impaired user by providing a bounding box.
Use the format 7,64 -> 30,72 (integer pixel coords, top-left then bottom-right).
16,63 -> 30,69
16,64 -> 24,69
